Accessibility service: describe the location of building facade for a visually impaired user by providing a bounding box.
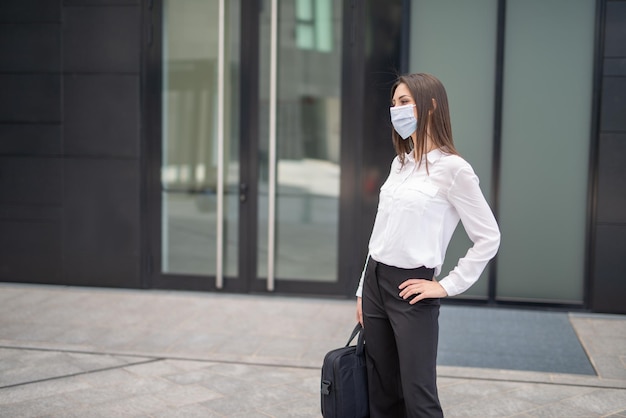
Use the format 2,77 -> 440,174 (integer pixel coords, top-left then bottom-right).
0,0 -> 624,313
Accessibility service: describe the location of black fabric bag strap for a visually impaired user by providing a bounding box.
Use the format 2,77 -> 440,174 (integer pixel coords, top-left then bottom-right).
346,323 -> 365,356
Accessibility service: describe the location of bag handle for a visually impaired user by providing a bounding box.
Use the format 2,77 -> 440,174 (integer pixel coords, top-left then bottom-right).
346,323 -> 365,356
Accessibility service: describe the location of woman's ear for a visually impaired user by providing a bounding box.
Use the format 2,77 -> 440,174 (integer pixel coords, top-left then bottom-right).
428,98 -> 437,116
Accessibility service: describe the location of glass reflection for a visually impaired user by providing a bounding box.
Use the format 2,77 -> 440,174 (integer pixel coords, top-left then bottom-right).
161,0 -> 240,276
258,0 -> 342,282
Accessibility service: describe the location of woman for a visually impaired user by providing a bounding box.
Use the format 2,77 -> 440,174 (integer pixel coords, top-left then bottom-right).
355,73 -> 500,417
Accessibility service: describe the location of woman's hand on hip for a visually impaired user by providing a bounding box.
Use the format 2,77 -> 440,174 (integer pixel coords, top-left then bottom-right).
399,279 -> 448,304
356,297 -> 363,327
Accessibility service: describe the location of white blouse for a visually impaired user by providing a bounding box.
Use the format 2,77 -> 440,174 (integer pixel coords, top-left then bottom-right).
356,148 -> 500,298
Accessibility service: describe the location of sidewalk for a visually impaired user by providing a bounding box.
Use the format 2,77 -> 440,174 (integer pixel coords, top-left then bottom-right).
0,283 -> 625,417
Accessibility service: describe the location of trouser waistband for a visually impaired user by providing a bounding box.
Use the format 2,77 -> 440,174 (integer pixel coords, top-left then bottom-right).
371,258 -> 435,282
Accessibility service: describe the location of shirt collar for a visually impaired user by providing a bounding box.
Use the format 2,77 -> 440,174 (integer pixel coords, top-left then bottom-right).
406,148 -> 444,164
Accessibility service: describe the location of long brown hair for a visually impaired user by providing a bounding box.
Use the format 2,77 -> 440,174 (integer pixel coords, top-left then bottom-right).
391,73 -> 459,168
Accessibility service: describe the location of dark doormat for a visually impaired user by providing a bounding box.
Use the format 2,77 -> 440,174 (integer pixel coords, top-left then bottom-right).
438,305 -> 596,375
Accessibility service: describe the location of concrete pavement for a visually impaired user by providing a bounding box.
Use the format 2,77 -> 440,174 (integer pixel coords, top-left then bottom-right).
0,283 -> 625,417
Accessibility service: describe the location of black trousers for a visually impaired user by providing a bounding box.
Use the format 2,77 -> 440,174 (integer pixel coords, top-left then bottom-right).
362,257 -> 443,418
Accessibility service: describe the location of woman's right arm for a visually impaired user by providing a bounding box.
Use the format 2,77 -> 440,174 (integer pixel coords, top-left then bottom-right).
355,254 -> 370,298
355,254 -> 370,326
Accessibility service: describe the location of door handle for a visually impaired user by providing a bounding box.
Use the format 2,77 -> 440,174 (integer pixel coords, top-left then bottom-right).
239,183 -> 248,203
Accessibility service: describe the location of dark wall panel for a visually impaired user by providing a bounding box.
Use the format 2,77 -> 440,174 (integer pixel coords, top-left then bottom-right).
0,1 -> 144,289
0,0 -> 64,287
596,134 -> 626,224
0,125 -> 62,156
0,220 -> 62,283
63,5 -> 141,73
64,75 -> 140,158
592,224 -> 626,313
0,0 -> 61,23
600,76 -> 626,132
604,58 -> 626,76
64,0 -> 139,4
0,205 -> 62,222
63,254 -> 140,288
0,24 -> 61,72
591,1 -> 626,313
605,1 -> 626,57
0,75 -> 61,123
0,157 -> 63,206
63,158 -> 140,287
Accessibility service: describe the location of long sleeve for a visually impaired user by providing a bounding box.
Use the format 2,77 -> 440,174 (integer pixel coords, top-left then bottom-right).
355,254 -> 370,297
438,166 -> 501,297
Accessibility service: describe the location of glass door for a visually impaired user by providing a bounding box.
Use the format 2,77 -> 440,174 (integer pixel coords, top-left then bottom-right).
156,0 -> 344,294
161,0 -> 240,286
257,0 -> 343,290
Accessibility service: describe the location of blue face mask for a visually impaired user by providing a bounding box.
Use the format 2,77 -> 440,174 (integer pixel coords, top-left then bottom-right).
390,104 -> 417,140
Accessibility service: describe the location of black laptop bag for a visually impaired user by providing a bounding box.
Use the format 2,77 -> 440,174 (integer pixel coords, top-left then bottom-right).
320,323 -> 369,418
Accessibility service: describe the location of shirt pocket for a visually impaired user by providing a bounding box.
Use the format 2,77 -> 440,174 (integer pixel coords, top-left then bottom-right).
399,182 -> 440,215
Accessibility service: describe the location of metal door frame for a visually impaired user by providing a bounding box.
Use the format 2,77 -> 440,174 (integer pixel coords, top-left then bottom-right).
143,0 -> 361,297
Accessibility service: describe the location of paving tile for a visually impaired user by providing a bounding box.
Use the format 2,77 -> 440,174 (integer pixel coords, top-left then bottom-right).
165,332 -> 230,356
197,373 -> 259,395
68,353 -> 148,372
585,319 -> 626,337
200,382 -> 309,416
208,363 -> 309,387
504,382 -> 594,406
522,402 -> 608,417
166,359 -> 222,372
255,337 -> 312,359
226,412 -> 277,418
287,373 -> 321,395
243,366 -> 317,388
56,385 -> 137,408
300,337 -> 347,363
121,359 -> 193,377
564,388 -> 626,415
188,362 -> 252,380
522,388 -> 626,417
50,325 -> 140,350
81,368 -> 174,396
125,328 -> 198,352
0,349 -> 146,388
438,365 -> 556,384
150,383 -> 223,407
211,334 -> 269,356
549,372 -> 626,389
591,355 -> 626,380
443,394 -> 538,417
0,323 -> 68,342
192,364 -> 318,402
258,395 -> 321,418
60,394 -> 168,418
569,317 -> 597,338
438,379 -> 525,408
584,337 -> 626,357
0,374 -> 89,405
0,402 -> 50,418
436,376 -> 466,388
147,403 -> 224,418
0,391 -> 86,418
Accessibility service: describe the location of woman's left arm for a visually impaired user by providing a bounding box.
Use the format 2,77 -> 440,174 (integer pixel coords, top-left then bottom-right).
437,166 -> 501,297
